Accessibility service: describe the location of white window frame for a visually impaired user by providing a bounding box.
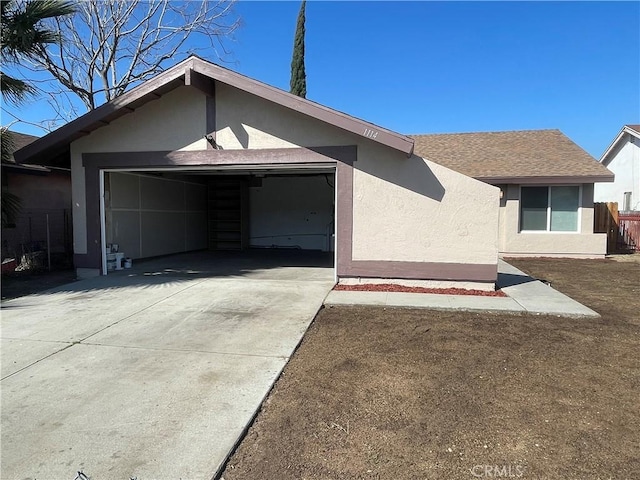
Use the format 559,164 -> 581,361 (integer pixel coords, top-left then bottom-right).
519,185 -> 582,233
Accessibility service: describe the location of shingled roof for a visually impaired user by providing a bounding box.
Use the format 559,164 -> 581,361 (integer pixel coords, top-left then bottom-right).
411,129 -> 613,184
2,131 -> 39,164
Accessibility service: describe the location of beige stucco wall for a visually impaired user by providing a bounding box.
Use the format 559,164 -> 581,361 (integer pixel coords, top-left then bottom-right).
351,147 -> 499,264
70,86 -> 207,254
498,184 -> 606,258
215,82 -> 354,149
216,83 -> 500,268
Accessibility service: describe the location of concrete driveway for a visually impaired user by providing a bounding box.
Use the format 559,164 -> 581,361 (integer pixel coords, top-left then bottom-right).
1,251 -> 334,479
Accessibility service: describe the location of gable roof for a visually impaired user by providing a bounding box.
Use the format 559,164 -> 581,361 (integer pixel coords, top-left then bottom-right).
600,124 -> 640,166
411,129 -> 613,184
14,56 -> 414,165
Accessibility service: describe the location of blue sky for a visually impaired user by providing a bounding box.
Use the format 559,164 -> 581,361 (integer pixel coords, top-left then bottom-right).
5,1 -> 640,159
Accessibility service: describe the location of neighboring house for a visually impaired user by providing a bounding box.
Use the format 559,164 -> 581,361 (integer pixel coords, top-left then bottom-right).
595,124 -> 640,212
412,130 -> 614,258
1,131 -> 73,265
15,56 -> 500,289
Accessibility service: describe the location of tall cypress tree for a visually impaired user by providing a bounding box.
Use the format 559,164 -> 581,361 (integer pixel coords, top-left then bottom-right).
289,0 -> 306,98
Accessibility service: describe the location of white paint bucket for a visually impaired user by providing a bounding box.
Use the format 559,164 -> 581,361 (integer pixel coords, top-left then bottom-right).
115,253 -> 125,270
124,258 -> 132,269
106,253 -> 117,272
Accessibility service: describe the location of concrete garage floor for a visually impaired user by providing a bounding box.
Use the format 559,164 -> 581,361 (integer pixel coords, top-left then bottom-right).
1,250 -> 335,480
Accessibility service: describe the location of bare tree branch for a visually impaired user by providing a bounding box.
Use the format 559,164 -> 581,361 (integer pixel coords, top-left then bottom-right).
1,106 -> 62,133
27,0 -> 239,111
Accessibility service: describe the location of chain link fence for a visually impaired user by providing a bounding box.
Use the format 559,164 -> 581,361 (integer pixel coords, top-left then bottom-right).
1,208 -> 73,271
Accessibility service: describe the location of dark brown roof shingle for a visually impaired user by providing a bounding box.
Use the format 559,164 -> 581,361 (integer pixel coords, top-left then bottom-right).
1,130 -> 39,164
411,129 -> 613,183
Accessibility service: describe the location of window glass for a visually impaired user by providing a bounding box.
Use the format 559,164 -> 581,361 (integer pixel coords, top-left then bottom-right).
550,186 -> 579,231
521,187 -> 548,231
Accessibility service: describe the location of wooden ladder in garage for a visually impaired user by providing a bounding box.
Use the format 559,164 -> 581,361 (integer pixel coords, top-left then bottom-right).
207,177 -> 249,250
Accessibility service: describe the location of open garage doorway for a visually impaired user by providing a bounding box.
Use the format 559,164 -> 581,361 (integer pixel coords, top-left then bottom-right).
100,167 -> 336,278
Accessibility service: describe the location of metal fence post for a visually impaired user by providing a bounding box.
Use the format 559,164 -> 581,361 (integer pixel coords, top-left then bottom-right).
46,213 -> 51,271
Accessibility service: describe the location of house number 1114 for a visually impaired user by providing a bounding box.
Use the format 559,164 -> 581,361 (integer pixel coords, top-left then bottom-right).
363,128 -> 378,139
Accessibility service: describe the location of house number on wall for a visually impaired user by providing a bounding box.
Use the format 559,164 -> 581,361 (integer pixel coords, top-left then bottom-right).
363,128 -> 379,139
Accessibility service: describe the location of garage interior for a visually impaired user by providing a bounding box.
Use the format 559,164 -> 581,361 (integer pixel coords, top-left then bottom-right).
102,167 -> 336,273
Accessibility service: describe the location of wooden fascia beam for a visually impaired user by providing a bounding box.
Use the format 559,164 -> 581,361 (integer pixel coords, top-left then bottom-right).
185,68 -> 215,97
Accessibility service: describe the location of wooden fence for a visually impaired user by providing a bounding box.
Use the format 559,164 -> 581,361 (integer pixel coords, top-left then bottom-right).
594,202 -> 618,253
594,202 -> 640,253
619,213 -> 640,252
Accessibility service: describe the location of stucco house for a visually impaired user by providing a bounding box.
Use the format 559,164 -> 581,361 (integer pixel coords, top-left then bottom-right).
13,56 -> 613,286
14,56 -> 500,289
594,124 -> 640,212
412,130 -> 614,258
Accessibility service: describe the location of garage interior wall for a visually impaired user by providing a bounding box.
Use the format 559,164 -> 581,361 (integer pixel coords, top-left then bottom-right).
105,172 -> 208,259
249,175 -> 335,251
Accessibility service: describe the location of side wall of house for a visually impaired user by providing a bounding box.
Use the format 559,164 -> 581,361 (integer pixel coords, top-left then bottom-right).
2,170 -> 72,258
499,183 -> 606,258
594,137 -> 640,210
5,170 -> 71,211
349,149 -> 498,266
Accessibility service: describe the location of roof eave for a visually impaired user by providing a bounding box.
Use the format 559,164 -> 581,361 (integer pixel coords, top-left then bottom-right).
190,58 -> 414,157
14,59 -> 192,165
599,126 -> 640,166
15,56 -> 415,164
1,162 -> 51,174
476,174 -> 615,184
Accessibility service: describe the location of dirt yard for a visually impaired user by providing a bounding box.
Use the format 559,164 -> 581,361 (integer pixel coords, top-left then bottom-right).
221,256 -> 639,479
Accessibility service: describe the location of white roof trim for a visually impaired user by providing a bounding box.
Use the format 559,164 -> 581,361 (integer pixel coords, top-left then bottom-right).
600,125 -> 640,166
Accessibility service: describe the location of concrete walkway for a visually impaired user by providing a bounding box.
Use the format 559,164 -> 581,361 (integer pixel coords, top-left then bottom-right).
1,252 -> 334,480
325,259 -> 599,318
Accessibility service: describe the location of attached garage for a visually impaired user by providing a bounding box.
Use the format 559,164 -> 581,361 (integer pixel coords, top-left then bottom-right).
103,168 -> 335,265
14,56 -> 500,290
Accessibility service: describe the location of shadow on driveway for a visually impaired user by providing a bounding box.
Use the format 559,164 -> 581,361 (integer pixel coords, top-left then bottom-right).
1,250 -> 334,303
